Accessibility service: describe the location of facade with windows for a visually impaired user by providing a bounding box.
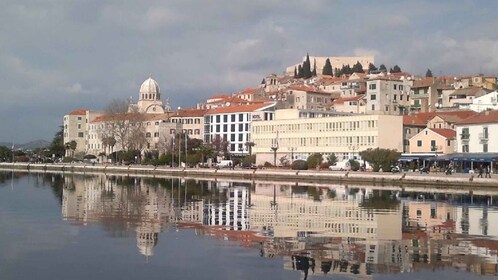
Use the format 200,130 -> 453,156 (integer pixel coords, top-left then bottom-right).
63,109 -> 101,157
204,103 -> 276,156
365,77 -> 411,115
408,128 -> 456,154
167,108 -> 207,140
251,109 -> 403,165
456,110 -> 498,153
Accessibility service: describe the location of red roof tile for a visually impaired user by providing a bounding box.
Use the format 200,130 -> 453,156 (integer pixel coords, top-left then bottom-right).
206,103 -> 274,114
430,128 -> 456,139
68,109 -> 87,115
457,110 -> 498,125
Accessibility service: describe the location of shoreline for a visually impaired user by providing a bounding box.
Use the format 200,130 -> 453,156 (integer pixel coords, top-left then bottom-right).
1,162 -> 497,188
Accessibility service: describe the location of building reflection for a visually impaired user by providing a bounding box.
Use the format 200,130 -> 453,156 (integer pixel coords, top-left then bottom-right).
60,174 -> 498,277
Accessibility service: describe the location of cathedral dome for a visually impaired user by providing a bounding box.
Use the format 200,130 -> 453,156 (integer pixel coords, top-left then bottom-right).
139,77 -> 160,95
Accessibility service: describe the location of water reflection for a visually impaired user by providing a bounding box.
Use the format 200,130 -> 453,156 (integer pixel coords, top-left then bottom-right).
37,173 -> 498,278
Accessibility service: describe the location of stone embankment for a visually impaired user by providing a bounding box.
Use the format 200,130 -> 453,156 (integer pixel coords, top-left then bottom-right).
1,162 -> 497,188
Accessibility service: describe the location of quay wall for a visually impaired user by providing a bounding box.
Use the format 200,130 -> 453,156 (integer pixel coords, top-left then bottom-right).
1,163 -> 497,188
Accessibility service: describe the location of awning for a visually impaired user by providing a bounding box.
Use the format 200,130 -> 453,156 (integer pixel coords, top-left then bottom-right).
446,153 -> 498,162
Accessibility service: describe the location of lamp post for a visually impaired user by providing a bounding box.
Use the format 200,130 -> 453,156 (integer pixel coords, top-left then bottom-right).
432,144 -> 441,172
349,144 -> 358,160
271,144 -> 278,167
288,147 -> 296,164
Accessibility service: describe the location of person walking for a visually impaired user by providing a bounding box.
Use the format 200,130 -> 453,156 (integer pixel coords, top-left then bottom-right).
485,165 -> 491,178
477,165 -> 484,178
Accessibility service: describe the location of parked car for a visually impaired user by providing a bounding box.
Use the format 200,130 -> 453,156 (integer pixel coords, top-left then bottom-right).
391,165 -> 401,173
329,160 -> 351,171
215,160 -> 234,169
241,162 -> 257,169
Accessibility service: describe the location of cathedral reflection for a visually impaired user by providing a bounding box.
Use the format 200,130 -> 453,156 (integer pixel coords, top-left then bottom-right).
60,174 -> 498,277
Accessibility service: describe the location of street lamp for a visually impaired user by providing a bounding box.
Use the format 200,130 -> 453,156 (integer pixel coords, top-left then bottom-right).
271,144 -> 279,167
349,144 -> 358,160
431,144 -> 442,171
288,147 -> 296,164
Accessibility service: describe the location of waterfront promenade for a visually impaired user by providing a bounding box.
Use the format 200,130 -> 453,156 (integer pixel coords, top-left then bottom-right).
1,162 -> 497,188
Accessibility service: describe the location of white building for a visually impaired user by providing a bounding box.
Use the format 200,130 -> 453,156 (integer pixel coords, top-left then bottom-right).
204,103 -> 276,156
455,110 -> 498,154
251,109 -> 404,165
468,91 -> 498,112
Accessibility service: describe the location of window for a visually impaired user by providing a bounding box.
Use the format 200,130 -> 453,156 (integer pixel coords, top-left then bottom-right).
231,134 -> 235,142
146,132 -> 151,138
371,105 -> 375,111
417,140 -> 422,147
78,132 -> 84,138
368,83 -> 377,90
223,115 -> 228,122
231,114 -> 235,122
77,117 -> 82,120
385,105 -> 389,112
393,84 -> 397,90
484,143 -> 488,152
78,124 -> 81,129
370,94 -> 376,100
216,115 -> 220,122
154,132 -> 159,137
462,144 -> 469,153
239,114 -> 244,122
431,140 -> 436,150
447,140 -> 451,146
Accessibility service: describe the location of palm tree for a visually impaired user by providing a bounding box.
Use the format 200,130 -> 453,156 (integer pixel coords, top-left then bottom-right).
245,141 -> 255,156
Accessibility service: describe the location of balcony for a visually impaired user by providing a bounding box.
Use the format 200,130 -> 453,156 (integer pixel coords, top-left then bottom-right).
479,132 -> 488,143
460,133 -> 470,143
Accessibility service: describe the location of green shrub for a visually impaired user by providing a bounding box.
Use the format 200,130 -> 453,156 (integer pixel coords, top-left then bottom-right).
349,159 -> 360,171
291,160 -> 308,170
307,153 -> 323,169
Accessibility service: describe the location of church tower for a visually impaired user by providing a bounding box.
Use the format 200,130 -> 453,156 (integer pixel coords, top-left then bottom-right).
136,77 -> 165,114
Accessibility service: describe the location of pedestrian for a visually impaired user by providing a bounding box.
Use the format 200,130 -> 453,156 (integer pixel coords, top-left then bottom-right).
485,166 -> 491,178
477,165 -> 483,178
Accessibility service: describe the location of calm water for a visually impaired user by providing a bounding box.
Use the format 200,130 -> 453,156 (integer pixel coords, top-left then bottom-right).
1,171 -> 497,280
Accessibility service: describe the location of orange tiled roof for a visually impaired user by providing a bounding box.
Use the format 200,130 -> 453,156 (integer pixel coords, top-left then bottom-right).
172,108 -> 208,118
449,87 -> 491,96
68,109 -> 87,115
333,95 -> 365,104
91,113 -> 170,123
457,110 -> 498,125
430,128 -> 456,139
288,85 -> 330,95
206,103 -> 274,114
407,110 -> 477,125
239,88 -> 258,95
403,115 -> 426,126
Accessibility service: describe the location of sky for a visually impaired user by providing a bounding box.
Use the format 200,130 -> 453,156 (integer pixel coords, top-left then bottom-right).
2,0 -> 498,143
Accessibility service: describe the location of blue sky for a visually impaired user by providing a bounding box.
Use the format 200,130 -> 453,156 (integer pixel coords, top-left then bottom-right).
1,0 -> 498,143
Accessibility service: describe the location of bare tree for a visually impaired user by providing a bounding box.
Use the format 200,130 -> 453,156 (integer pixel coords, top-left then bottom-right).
100,99 -> 146,152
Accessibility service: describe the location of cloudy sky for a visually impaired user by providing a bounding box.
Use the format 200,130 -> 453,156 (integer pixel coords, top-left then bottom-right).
2,0 -> 498,143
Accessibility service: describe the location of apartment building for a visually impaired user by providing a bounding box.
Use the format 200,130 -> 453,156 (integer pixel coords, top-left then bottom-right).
204,103 -> 276,156
408,128 -> 456,154
365,77 -> 411,115
456,110 -> 498,153
251,109 -> 403,165
63,109 -> 101,156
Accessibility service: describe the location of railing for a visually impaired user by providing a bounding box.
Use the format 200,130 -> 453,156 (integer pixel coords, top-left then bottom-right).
478,132 -> 488,143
